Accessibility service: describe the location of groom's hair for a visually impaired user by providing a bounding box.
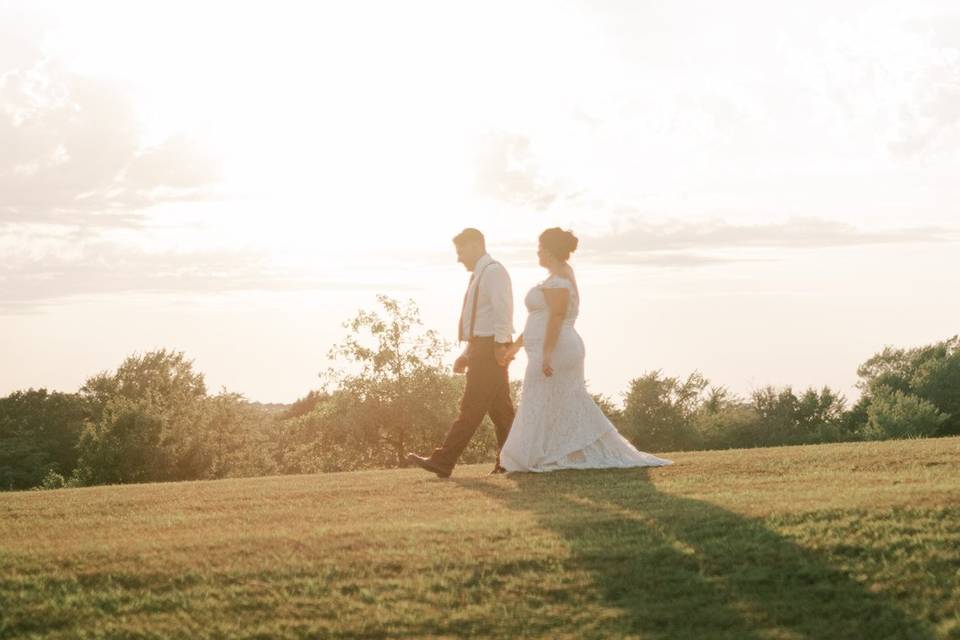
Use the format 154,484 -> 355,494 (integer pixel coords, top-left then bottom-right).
453,228 -> 485,248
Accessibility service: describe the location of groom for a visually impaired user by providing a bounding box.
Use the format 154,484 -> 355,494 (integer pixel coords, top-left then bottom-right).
407,228 -> 515,478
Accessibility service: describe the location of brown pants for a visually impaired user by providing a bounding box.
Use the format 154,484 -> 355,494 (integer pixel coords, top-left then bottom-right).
431,339 -> 515,471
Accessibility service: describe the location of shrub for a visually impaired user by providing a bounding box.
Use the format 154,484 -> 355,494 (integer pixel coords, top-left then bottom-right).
37,470 -> 66,490
862,388 -> 949,440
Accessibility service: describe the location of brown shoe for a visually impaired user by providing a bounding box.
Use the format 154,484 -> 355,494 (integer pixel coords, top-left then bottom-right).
488,464 -> 507,475
406,453 -> 452,478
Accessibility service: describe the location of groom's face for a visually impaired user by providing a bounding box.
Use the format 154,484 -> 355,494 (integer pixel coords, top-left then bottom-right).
455,241 -> 483,271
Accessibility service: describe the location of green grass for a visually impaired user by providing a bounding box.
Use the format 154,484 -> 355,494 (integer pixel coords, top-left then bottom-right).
1,437 -> 958,639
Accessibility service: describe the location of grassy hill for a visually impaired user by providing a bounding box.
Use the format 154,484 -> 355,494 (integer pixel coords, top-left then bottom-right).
1,437 -> 958,639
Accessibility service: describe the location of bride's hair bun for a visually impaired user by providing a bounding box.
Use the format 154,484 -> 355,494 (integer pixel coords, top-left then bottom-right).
539,227 -> 578,261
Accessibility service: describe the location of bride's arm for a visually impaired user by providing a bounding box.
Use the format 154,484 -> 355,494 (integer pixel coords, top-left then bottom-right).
542,288 -> 570,376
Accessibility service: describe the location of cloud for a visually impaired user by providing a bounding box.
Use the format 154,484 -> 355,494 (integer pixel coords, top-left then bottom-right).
580,217 -> 957,258
404,215 -> 956,271
0,301 -> 46,316
122,134 -> 218,191
1,241 -> 268,303
497,242 -> 740,268
0,52 -> 219,228
0,233 -> 413,314
0,12 -> 43,76
474,132 -> 570,210
782,5 -> 960,158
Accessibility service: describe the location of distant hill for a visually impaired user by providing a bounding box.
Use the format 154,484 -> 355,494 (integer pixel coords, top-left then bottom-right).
247,400 -> 291,414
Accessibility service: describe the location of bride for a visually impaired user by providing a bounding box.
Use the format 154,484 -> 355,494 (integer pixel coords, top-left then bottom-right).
499,228 -> 673,472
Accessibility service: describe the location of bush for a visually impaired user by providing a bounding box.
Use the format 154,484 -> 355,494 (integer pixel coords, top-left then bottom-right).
693,404 -> 762,450
36,470 -> 66,490
862,388 -> 949,440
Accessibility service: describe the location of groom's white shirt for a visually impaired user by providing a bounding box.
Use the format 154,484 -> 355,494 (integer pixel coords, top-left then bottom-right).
460,253 -> 514,345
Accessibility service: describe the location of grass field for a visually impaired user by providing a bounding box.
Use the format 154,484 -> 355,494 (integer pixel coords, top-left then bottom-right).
1,437 -> 958,639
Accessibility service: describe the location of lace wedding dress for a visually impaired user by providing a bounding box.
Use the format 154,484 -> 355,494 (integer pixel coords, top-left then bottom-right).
500,274 -> 673,472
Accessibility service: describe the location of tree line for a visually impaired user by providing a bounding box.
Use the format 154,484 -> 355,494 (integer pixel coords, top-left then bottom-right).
1,295 -> 957,491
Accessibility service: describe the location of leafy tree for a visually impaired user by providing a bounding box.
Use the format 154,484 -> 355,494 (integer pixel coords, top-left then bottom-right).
621,370 -> 707,451
279,390 -> 329,421
701,386 -> 732,414
75,349 -> 208,483
270,391 -> 358,474
75,397 -> 167,485
592,393 -> 623,427
693,403 -> 761,450
855,336 -> 959,437
687,386 -> 761,450
0,389 -> 87,490
80,348 -> 206,419
203,389 -> 273,479
324,295 -> 473,467
750,386 -> 847,446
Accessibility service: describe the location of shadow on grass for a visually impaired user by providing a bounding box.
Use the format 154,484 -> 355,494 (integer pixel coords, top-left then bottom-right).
455,468 -> 934,640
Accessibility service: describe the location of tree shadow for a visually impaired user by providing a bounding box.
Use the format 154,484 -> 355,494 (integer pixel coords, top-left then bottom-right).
454,468 -> 935,639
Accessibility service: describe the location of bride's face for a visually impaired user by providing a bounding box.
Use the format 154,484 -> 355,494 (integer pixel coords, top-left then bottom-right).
537,242 -> 552,269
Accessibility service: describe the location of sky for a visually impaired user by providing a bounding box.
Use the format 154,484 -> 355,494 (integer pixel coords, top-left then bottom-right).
2,0 -> 959,405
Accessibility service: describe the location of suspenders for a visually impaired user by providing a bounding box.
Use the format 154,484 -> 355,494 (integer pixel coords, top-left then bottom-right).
461,261 -> 500,342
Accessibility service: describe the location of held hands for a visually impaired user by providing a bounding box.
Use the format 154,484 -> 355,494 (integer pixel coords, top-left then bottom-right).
458,344 -> 520,371
494,344 -> 511,367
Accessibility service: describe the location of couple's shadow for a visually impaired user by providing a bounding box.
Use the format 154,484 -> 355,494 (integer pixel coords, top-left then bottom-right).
452,468 -> 932,639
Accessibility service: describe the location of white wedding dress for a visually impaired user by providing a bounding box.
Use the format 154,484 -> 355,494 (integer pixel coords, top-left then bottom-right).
500,274 -> 673,472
